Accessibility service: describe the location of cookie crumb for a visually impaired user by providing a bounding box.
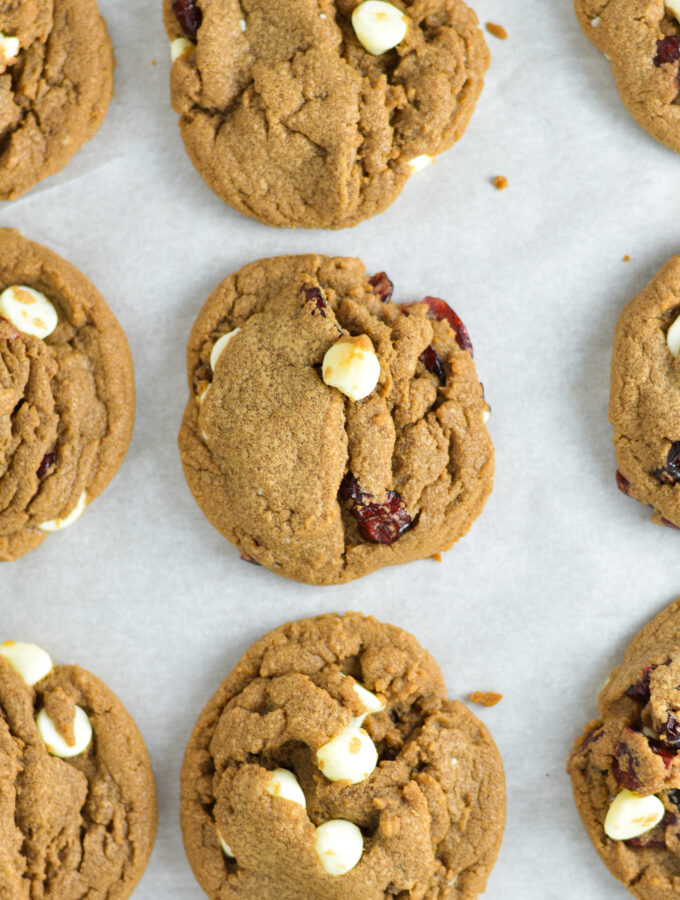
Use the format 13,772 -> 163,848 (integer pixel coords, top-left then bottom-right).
623,255 -> 630,262
431,552 -> 442,562
486,22 -> 508,40
151,59 -> 157,66
492,175 -> 508,191
470,691 -> 503,707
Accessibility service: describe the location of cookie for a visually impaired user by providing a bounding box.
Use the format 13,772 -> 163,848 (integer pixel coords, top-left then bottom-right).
178,254 -> 493,585
163,0 -> 489,229
610,255 -> 680,529
568,598 -> 680,899
181,612 -> 506,900
0,229 -> 135,562
574,0 -> 680,153
0,0 -> 114,200
0,639 -> 157,898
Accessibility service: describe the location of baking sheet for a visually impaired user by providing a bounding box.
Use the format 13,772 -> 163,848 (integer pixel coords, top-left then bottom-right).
4,0 -> 680,897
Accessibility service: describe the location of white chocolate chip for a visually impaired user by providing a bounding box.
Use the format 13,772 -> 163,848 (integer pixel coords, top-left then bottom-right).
590,15 -> 601,26
170,37 -> 194,61
210,328 -> 241,371
482,408 -> 490,424
217,828 -> 235,858
0,285 -> 58,339
351,1 -> 409,56
667,0 -> 680,23
0,32 -> 19,63
407,154 -> 435,174
603,790 -> 665,841
314,820 -> 364,876
240,18 -> 247,31
38,491 -> 88,533
197,385 -> 210,404
266,768 -> 307,807
0,642 -> 53,686
36,705 -> 93,758
322,334 -> 380,402
317,725 -> 378,784
350,681 -> 385,726
667,314 -> 680,357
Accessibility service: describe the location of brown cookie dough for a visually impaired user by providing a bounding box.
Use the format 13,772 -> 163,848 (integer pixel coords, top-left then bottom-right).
610,255 -> 680,529
0,0 -> 114,200
0,229 -> 135,562
0,643 -> 157,898
163,0 -> 489,229
181,612 -> 506,900
574,0 -> 680,154
567,598 -> 680,900
178,254 -> 493,585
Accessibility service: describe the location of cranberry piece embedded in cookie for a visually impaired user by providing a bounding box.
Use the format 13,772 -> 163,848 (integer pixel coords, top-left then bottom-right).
339,472 -> 412,544
421,297 -> 474,357
419,345 -> 446,385
654,442 -> 680,484
626,667 -> 653,705
655,35 -> 680,67
616,470 -> 631,495
368,272 -> 393,303
649,738 -> 677,769
658,713 -> 680,748
661,517 -> 680,529
172,0 -> 203,41
239,552 -> 261,566
37,453 -> 57,480
301,284 -> 328,318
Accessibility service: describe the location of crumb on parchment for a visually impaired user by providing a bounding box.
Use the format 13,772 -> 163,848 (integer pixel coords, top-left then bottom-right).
486,22 -> 508,40
470,691 -> 503,707
492,176 -> 508,190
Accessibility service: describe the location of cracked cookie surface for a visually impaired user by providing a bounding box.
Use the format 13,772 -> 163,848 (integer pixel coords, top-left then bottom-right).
0,655 -> 157,899
0,0 -> 114,200
610,256 -> 680,529
181,612 -> 506,900
574,0 -> 680,153
568,598 -> 680,900
163,0 -> 489,229
178,254 -> 493,585
0,229 -> 135,561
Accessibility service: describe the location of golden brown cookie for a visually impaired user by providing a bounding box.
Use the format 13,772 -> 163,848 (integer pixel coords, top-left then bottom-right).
178,254 -> 493,585
163,0 -> 489,229
574,0 -> 680,153
0,0 -> 114,200
568,598 -> 680,900
610,256 -> 680,529
181,612 -> 506,900
0,229 -> 135,562
0,639 -> 157,898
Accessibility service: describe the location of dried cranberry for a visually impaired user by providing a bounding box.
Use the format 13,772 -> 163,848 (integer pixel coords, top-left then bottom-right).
650,738 -> 676,769
419,345 -> 446,385
339,472 -> 412,544
612,756 -> 643,792
655,35 -> 680,66
239,552 -> 260,566
172,0 -> 202,41
421,297 -> 474,357
661,517 -> 680,530
658,714 -> 680,748
625,667 -> 652,705
368,272 -> 393,303
655,442 -> 680,484
36,452 -> 57,480
616,470 -> 631,495
301,285 -> 327,318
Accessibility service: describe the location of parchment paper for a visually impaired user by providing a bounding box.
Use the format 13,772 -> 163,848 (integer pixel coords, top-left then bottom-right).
4,1 -> 679,897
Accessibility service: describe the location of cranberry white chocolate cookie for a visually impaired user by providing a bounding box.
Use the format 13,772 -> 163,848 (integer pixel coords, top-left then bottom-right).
181,612 -> 506,900
163,0 -> 489,229
0,229 -> 135,561
0,640 -> 157,898
568,598 -> 680,900
178,254 -> 493,585
0,0 -> 114,200
611,255 -> 680,529
574,0 -> 680,153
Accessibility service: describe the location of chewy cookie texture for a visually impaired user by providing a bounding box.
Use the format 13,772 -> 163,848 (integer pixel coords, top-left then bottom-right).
178,254 -> 493,585
611,256 -> 680,529
574,0 -> 680,154
164,0 -> 489,229
0,229 -> 135,561
181,612 -> 506,900
568,598 -> 680,900
0,0 -> 114,200
0,640 -> 157,899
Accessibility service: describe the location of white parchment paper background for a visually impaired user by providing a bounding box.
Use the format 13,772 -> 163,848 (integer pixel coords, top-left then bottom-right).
4,1 -> 680,897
